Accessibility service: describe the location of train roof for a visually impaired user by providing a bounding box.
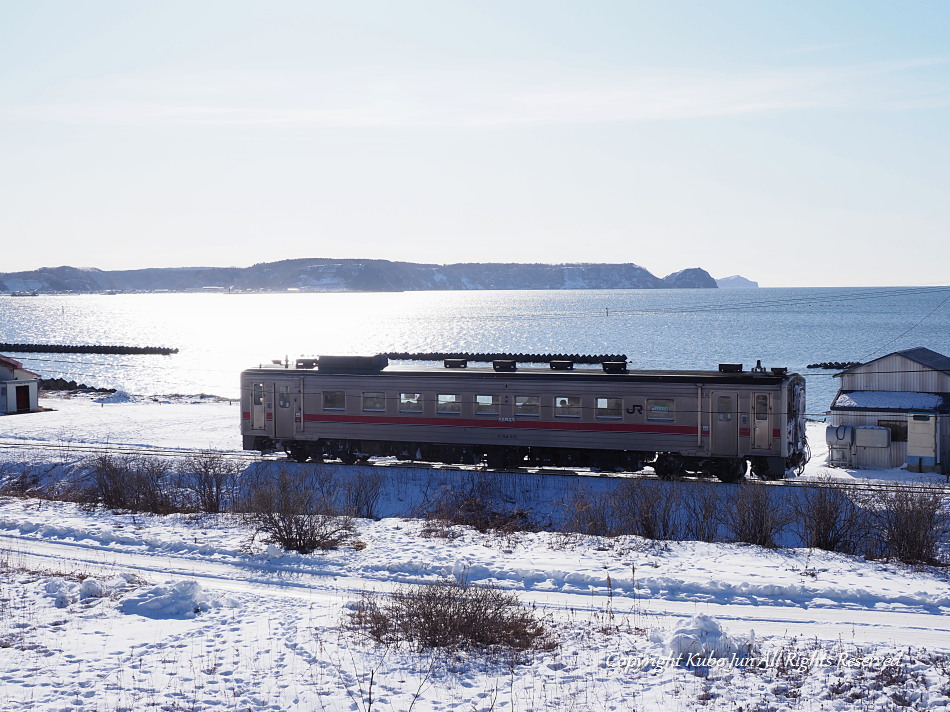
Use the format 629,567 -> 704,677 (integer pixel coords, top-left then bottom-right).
243,355 -> 799,385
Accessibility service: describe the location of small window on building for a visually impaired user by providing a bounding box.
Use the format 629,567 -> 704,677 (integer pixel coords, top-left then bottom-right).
555,396 -> 582,417
475,394 -> 500,415
437,393 -> 461,414
400,393 -> 422,413
515,395 -> 540,416
754,394 -> 769,421
647,398 -> 675,421
596,397 -> 622,418
323,390 -> 345,410
878,419 -> 908,442
362,392 -> 386,412
252,383 -> 265,406
278,385 -> 291,408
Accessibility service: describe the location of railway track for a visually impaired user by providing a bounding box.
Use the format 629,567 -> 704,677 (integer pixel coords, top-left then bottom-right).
0,437 -> 947,495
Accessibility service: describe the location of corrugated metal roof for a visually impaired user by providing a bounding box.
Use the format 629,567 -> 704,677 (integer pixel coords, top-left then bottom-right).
837,346 -> 950,377
895,347 -> 950,374
831,390 -> 949,412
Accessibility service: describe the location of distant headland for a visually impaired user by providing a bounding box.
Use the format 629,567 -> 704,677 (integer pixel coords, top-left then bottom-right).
0,259 -> 757,294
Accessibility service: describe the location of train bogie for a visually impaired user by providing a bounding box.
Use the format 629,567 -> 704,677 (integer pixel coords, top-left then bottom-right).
240,355 -> 807,482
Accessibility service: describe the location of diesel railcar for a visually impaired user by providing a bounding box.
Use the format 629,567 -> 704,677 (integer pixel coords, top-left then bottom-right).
240,355 -> 807,482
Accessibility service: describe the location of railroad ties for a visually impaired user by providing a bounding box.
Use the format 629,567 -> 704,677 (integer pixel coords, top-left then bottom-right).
0,342 -> 178,355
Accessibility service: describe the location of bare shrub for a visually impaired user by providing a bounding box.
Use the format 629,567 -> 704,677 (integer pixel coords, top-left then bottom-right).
720,483 -> 791,548
559,486 -> 614,536
868,486 -> 948,565
793,479 -> 872,554
350,578 -> 553,654
89,454 -> 177,514
612,479 -> 684,540
420,472 -> 533,533
244,467 -> 354,554
342,470 -> 385,519
136,457 -> 178,514
0,465 -> 45,497
682,483 -> 723,542
178,450 -> 242,513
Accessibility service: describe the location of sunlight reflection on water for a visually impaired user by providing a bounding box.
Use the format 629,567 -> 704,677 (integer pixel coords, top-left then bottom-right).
1,287 -> 948,413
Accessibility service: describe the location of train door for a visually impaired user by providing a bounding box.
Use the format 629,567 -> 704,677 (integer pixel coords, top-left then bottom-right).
250,382 -> 267,431
751,392 -> 772,450
709,390 -> 739,456
274,381 -> 301,439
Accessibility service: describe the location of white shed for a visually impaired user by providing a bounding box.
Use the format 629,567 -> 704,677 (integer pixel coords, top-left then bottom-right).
826,347 -> 950,474
0,354 -> 40,415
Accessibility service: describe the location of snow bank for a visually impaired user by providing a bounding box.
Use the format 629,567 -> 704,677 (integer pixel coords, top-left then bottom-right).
93,389 -> 133,403
664,614 -> 754,659
44,574 -> 137,608
120,579 -> 236,619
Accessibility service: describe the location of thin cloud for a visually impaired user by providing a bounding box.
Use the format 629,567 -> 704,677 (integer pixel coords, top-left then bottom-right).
2,59 -> 947,129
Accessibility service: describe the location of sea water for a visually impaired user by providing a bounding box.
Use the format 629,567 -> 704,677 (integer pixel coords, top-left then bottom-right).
1,286 -> 948,415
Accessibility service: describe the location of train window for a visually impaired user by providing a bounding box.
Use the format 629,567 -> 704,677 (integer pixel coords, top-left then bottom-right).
252,383 -> 264,406
400,393 -> 422,413
515,395 -> 540,416
754,394 -> 769,421
646,399 -> 675,421
362,392 -> 386,412
278,385 -> 291,408
717,396 -> 733,422
596,397 -> 622,418
475,394 -> 500,415
323,390 -> 345,410
437,393 -> 461,414
554,396 -> 581,417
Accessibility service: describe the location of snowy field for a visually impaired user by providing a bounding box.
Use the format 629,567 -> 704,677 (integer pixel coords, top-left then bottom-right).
1,393 -> 949,711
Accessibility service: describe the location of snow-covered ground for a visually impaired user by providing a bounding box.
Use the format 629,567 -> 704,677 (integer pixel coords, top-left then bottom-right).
1,394 -> 949,711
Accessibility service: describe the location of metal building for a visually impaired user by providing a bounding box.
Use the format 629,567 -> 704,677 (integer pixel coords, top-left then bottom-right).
826,347 -> 950,474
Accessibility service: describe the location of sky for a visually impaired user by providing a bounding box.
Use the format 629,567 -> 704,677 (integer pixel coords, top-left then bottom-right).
1,1 -> 948,288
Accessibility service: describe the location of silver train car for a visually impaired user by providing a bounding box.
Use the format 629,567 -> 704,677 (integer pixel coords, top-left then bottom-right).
240,355 -> 808,482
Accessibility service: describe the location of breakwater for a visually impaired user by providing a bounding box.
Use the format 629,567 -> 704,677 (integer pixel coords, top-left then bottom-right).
0,342 -> 178,355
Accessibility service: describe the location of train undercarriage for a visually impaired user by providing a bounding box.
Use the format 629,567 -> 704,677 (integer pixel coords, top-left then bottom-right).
253,436 -> 790,483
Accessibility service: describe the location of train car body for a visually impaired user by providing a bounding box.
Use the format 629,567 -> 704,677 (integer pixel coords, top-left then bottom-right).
240,356 -> 807,481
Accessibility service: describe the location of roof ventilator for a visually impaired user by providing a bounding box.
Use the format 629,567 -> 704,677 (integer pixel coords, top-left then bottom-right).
718,363 -> 743,373
444,358 -> 468,368
550,360 -> 574,370
493,359 -> 517,372
602,361 -> 628,373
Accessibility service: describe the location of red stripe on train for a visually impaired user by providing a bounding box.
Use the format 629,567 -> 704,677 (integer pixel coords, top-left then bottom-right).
301,413 -> 695,435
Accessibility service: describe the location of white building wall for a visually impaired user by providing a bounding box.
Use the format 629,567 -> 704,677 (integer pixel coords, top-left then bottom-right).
1,379 -> 38,414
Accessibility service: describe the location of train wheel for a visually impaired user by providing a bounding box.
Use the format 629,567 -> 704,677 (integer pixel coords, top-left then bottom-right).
653,454 -> 683,480
714,459 -> 747,483
339,452 -> 357,465
285,443 -> 309,463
